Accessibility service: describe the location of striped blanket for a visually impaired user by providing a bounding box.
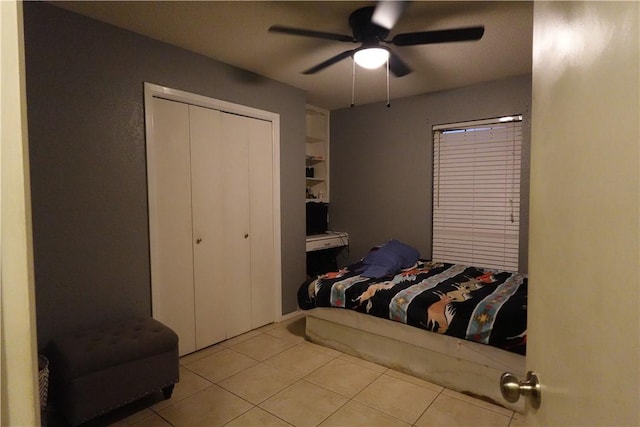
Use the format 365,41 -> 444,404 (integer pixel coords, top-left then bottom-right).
298,260 -> 527,355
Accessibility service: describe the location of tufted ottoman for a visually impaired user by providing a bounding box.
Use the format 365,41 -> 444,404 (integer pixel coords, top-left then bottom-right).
48,317 -> 179,426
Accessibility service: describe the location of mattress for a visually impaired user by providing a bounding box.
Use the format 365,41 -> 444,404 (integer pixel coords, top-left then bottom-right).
299,259 -> 527,355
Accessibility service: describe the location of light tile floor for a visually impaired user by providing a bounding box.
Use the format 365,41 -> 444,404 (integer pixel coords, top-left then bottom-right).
79,315 -> 523,427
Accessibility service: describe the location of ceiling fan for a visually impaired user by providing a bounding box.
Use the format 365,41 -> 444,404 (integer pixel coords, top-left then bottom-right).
268,1 -> 485,77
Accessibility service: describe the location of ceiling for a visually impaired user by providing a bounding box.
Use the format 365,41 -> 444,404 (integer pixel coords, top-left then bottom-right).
52,1 -> 533,110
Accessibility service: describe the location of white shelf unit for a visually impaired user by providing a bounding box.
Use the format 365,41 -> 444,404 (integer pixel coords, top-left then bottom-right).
305,105 -> 329,202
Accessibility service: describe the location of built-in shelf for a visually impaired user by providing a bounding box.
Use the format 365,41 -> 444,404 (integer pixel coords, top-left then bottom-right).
305,105 -> 329,202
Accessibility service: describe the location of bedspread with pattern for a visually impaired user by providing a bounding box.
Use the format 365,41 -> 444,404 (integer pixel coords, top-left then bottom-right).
298,260 -> 527,355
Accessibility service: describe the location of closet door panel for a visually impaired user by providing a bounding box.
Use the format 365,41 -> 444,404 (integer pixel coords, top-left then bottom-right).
220,112 -> 252,338
189,105 -> 227,349
148,98 -> 196,356
248,119 -> 276,327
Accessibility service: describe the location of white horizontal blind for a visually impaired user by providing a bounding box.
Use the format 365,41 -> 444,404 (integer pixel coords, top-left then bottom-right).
432,117 -> 522,271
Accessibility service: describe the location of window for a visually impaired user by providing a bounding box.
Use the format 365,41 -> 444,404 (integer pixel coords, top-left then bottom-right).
432,116 -> 522,271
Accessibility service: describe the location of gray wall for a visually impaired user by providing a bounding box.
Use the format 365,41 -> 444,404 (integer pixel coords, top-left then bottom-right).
330,74 -> 532,271
24,2 -> 307,350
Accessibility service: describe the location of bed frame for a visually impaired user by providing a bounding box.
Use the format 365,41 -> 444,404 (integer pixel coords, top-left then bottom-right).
305,307 -> 525,412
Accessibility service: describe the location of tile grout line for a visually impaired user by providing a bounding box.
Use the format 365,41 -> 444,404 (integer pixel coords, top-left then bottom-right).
411,384 -> 446,426
156,319 -> 515,427
440,389 -> 516,418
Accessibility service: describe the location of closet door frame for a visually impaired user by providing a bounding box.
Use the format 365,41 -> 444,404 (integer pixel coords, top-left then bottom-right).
144,82 -> 283,327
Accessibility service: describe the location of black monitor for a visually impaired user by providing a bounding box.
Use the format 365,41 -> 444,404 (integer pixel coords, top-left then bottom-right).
306,202 -> 328,235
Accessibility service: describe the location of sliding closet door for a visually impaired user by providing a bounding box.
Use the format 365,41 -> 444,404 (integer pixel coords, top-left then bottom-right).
148,98 -> 196,356
190,110 -> 275,341
189,105 -> 228,348
248,118 -> 275,328
217,112 -> 254,338
147,89 -> 277,354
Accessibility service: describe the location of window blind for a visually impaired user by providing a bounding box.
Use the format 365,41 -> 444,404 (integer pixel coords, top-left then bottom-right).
432,116 -> 522,272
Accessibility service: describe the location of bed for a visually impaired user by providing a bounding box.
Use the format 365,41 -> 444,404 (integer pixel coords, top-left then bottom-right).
298,240 -> 527,411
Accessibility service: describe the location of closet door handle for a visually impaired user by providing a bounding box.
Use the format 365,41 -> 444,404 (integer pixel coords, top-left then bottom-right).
196,238 -> 202,244
244,233 -> 249,239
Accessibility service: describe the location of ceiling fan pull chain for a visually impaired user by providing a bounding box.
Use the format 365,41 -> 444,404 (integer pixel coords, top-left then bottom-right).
386,59 -> 391,108
351,59 -> 356,108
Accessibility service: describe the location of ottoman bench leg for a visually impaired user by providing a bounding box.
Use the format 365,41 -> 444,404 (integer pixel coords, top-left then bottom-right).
162,384 -> 175,399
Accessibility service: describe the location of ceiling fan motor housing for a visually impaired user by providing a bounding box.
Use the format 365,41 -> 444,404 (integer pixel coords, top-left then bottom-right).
349,6 -> 390,44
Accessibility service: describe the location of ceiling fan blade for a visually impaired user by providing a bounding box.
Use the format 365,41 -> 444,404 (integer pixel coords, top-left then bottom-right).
372,1 -> 410,30
302,49 -> 358,74
391,26 -> 485,46
269,25 -> 355,43
388,50 -> 412,77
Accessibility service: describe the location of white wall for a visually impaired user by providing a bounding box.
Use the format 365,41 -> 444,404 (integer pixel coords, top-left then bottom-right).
0,1 -> 40,425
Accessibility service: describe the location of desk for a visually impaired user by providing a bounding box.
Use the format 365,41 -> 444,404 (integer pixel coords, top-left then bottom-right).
306,231 -> 349,252
306,231 -> 349,277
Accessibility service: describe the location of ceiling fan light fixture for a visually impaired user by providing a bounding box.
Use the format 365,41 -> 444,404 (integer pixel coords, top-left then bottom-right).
354,47 -> 389,69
